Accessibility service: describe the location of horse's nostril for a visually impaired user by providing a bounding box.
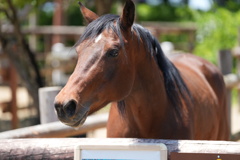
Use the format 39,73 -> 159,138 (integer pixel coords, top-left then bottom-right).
54,103 -> 62,114
63,100 -> 77,118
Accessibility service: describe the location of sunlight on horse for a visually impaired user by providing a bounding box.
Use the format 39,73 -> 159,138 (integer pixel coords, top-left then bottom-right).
54,0 -> 230,140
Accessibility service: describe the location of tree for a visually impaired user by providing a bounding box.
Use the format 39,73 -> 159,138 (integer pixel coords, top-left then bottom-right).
182,0 -> 189,5
213,0 -> 240,7
0,0 -> 45,121
214,0 -> 227,6
163,0 -> 170,4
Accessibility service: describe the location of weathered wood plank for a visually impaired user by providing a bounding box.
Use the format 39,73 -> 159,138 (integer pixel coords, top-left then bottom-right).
1,25 -> 86,35
0,113 -> 108,138
224,73 -> 240,88
218,49 -> 232,133
1,24 -> 196,36
0,138 -> 239,159
39,87 -> 62,124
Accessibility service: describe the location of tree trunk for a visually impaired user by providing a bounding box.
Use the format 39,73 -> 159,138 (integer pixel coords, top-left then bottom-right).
0,40 -> 41,120
0,0 -> 44,121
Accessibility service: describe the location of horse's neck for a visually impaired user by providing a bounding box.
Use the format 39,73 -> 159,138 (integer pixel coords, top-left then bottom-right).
123,51 -> 170,132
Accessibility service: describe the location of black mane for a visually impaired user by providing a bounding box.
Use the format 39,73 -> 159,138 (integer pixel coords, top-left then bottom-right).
76,14 -> 124,48
76,14 -> 191,114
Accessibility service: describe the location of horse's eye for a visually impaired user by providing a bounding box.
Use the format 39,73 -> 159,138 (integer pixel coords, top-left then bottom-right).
107,49 -> 119,57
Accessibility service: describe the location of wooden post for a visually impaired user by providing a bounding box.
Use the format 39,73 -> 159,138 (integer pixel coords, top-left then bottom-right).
218,49 -> 232,133
236,56 -> 240,112
52,0 -> 64,44
238,27 -> 240,46
39,86 -> 62,124
9,63 -> 18,129
188,30 -> 196,53
237,27 -> 240,112
29,13 -> 37,51
95,0 -> 114,15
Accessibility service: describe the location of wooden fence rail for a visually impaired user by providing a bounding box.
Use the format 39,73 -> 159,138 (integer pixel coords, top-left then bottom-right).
0,138 -> 239,160
222,48 -> 240,89
0,113 -> 108,139
224,73 -> 240,88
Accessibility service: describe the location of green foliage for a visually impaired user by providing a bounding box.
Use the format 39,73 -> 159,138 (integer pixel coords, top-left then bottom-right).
194,8 -> 240,64
137,4 -> 176,21
135,2 -> 240,64
175,6 -> 198,21
2,0 -> 240,66
37,5 -> 53,26
3,0 -> 47,9
0,0 -> 50,25
218,0 -> 240,12
66,2 -> 84,26
136,3 -> 196,22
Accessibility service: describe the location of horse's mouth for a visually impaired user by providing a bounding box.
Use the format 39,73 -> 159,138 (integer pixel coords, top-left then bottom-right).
73,114 -> 88,128
64,111 -> 89,128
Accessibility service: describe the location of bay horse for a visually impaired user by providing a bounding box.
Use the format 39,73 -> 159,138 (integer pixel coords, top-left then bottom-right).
54,0 -> 230,140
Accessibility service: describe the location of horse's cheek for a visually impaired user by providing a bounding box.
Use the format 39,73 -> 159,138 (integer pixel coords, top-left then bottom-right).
115,67 -> 135,98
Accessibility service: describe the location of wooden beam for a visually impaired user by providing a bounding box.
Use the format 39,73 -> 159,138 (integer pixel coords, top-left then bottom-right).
218,49 -> 232,133
1,25 -> 86,35
224,73 -> 240,89
1,23 -> 196,36
0,113 -> 108,138
52,0 -> 64,44
9,62 -> 18,129
0,138 -> 239,159
39,87 -> 61,124
231,131 -> 240,141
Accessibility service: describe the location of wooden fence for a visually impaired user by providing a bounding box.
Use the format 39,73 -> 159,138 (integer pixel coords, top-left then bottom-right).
1,25 -> 240,141
0,138 -> 239,159
219,49 -> 240,89
218,49 -> 240,140
0,50 -> 239,140
0,26 -> 240,160
1,24 -> 196,52
0,113 -> 108,139
0,23 -> 196,129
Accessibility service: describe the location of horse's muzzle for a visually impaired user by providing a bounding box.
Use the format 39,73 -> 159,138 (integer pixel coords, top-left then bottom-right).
54,99 -> 89,128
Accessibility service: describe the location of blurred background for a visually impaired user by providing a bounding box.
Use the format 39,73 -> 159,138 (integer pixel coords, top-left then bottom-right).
0,0 -> 240,139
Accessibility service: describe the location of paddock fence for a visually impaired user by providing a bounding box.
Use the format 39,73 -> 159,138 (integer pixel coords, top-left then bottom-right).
0,49 -> 238,140
0,50 -> 239,140
1,24 -> 240,139
0,25 -> 240,160
0,138 -> 239,159
0,113 -> 108,139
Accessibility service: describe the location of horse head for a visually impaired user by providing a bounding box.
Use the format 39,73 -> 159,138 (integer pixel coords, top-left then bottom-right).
54,0 -> 138,128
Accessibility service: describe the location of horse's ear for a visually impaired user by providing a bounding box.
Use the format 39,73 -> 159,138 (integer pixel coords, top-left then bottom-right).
78,1 -> 99,24
120,0 -> 135,30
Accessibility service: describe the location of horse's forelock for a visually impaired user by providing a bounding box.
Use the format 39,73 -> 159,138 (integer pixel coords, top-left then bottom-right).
74,14 -> 123,47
